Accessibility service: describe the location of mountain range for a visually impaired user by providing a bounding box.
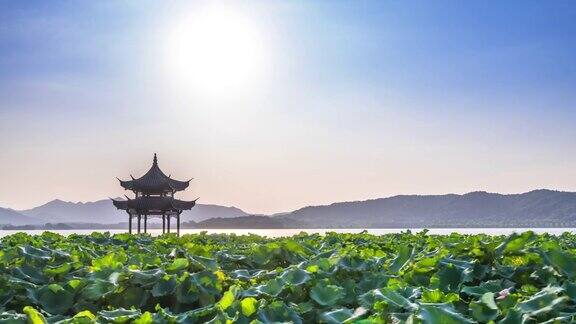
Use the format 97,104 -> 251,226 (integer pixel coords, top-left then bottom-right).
276,189 -> 576,228
1,189 -> 575,228
0,207 -> 38,226
1,199 -> 248,226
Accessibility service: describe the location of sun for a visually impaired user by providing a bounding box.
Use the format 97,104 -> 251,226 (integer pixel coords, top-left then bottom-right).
165,5 -> 267,96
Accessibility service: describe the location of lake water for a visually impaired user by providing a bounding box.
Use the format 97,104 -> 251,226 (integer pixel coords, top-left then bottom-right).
0,228 -> 574,238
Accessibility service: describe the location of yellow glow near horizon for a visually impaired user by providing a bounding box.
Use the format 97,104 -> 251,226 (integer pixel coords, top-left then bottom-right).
165,5 -> 267,96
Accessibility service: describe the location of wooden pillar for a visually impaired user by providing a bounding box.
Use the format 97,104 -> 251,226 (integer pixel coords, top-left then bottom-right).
128,214 -> 132,234
177,213 -> 181,236
137,214 -> 141,234
167,215 -> 171,233
144,214 -> 147,233
162,214 -> 166,234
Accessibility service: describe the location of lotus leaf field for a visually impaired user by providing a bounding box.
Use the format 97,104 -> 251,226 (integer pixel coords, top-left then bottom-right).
1,231 -> 576,323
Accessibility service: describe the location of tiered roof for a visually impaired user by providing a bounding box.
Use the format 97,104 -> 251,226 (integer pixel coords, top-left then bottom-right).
112,196 -> 196,214
112,154 -> 196,215
118,154 -> 191,194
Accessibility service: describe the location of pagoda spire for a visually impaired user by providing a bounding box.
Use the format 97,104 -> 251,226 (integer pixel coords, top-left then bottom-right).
153,153 -> 158,166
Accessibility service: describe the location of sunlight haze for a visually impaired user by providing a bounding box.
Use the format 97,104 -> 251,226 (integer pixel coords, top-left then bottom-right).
0,1 -> 575,213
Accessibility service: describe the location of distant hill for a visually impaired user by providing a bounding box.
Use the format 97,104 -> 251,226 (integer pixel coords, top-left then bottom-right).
17,199 -> 248,224
0,207 -> 41,226
275,190 -> 576,228
3,190 -> 576,228
188,204 -> 248,222
193,215 -> 286,229
20,199 -> 120,224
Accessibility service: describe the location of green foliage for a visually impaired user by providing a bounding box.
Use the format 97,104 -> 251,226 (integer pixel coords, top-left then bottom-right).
419,304 -> 474,324
310,281 -> 345,306
240,297 -> 258,317
0,230 -> 575,323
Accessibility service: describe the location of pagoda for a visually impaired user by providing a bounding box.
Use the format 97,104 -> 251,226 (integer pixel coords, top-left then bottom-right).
111,154 -> 196,235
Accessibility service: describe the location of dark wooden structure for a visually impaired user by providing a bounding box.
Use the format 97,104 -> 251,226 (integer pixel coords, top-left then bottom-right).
112,154 -> 196,235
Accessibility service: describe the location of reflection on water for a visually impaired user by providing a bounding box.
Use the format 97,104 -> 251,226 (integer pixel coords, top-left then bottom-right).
0,228 -> 574,238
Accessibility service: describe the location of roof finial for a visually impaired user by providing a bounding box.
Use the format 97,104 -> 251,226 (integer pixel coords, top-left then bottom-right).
153,153 -> 158,165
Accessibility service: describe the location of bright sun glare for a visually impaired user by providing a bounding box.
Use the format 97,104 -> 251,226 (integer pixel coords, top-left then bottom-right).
165,5 -> 267,96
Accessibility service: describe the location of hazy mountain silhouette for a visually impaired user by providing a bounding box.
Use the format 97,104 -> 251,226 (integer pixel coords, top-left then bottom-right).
0,207 -> 41,225
2,189 -> 576,228
275,189 -> 576,228
20,199 -> 118,224
188,204 -> 248,221
17,199 -> 248,224
193,215 -> 286,229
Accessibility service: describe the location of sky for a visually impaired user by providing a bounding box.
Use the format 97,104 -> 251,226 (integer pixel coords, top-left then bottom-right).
0,0 -> 575,214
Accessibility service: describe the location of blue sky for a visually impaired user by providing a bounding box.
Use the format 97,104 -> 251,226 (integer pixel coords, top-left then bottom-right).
1,1 -> 575,213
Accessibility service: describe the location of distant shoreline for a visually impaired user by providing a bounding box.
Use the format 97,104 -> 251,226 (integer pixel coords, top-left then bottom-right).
2,223 -> 575,230
3,189 -> 575,230
1,228 -> 575,239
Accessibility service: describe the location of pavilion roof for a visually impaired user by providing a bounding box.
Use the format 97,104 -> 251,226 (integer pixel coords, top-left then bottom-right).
118,154 -> 191,193
111,196 -> 197,212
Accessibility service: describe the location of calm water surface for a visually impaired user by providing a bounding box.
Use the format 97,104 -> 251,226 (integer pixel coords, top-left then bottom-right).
0,228 -> 574,238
